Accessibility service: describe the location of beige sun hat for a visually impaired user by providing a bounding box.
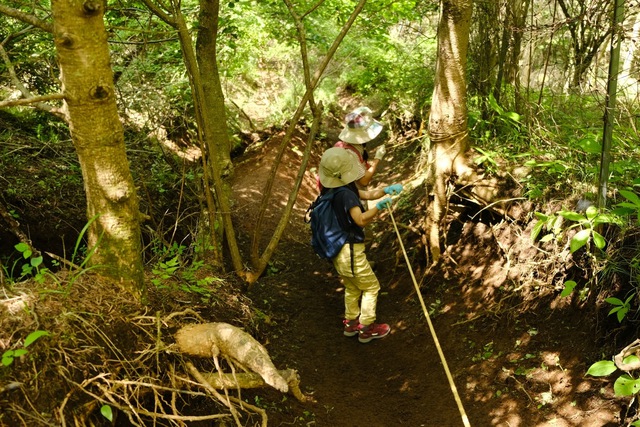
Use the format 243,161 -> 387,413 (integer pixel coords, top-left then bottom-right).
338,106 -> 383,145
318,147 -> 365,188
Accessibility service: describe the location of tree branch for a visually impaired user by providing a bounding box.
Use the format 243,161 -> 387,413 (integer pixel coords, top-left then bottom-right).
0,93 -> 65,108
0,43 -> 67,119
0,4 -> 52,33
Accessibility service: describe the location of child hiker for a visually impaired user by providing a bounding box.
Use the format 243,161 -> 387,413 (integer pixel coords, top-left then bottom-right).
336,106 -> 387,188
317,147 -> 402,343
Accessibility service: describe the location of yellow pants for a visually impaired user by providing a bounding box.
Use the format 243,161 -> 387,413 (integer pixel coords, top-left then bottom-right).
332,243 -> 380,326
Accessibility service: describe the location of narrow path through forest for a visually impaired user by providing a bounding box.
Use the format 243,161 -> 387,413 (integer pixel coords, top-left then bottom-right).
231,131 -> 623,426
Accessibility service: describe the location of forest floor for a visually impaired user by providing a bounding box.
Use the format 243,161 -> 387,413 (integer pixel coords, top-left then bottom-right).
0,114 -> 632,426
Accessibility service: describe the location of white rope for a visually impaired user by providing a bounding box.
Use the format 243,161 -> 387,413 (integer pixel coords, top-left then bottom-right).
388,208 -> 471,427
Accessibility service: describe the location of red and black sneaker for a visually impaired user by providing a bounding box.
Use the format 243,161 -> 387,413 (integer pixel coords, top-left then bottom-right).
358,323 -> 390,343
343,318 -> 361,337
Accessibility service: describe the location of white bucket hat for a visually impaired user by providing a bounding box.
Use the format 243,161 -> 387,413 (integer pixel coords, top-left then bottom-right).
338,106 -> 383,145
318,147 -> 365,188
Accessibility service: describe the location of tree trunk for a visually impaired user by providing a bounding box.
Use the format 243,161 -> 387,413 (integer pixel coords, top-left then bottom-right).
424,0 -> 474,263
196,0 -> 232,174
510,0 -> 531,112
51,0 -> 144,296
195,0 -> 236,267
597,0 -> 624,209
142,0 -> 244,274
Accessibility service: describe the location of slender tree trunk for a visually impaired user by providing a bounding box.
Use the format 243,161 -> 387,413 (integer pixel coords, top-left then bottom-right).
424,0 -> 474,263
510,0 -> 531,112
195,0 -> 237,267
197,0 -> 232,174
142,0 -> 243,273
493,1 -> 510,105
51,0 -> 144,296
598,0 -> 624,209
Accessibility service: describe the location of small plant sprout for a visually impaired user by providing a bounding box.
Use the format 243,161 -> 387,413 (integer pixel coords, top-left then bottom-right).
606,294 -> 635,323
100,405 -> 114,422
2,330 -> 51,367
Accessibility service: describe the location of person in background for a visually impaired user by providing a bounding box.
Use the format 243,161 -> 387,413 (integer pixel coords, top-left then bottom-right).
318,147 -> 403,343
336,106 -> 387,188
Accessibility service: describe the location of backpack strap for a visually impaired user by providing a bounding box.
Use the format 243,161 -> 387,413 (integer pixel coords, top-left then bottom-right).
331,187 -> 356,276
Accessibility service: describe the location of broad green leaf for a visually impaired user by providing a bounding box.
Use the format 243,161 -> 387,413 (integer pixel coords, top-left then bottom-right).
2,352 -> 15,366
31,256 -> 43,268
608,306 -> 622,316
614,374 -> 640,396
560,281 -> 577,297
488,93 -> 504,115
619,189 -> 640,206
570,229 -> 591,253
558,210 -> 585,222
504,111 -> 521,122
12,349 -> 28,358
101,405 -> 114,422
14,242 -> 29,253
24,330 -> 50,347
592,231 -> 606,249
534,212 -> 549,221
594,214 -> 620,225
623,355 -> 640,365
577,137 -> 601,154
612,206 -> 634,216
585,205 -> 598,220
605,297 -> 624,306
617,307 -> 629,323
586,360 -> 617,377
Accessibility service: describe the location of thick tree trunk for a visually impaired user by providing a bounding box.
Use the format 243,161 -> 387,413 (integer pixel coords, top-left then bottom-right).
424,0 -> 474,263
51,0 -> 144,296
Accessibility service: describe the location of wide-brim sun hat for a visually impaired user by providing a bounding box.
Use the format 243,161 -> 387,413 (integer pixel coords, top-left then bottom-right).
338,106 -> 383,145
318,147 -> 365,188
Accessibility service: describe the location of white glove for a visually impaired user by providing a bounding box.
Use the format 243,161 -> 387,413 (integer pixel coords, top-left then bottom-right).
374,145 -> 386,160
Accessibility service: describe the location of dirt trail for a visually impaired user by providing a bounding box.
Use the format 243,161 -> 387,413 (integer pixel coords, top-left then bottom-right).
232,131 -> 623,426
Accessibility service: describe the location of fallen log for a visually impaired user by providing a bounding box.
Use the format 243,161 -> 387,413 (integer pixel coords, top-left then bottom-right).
175,322 -> 300,397
196,368 -> 309,402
